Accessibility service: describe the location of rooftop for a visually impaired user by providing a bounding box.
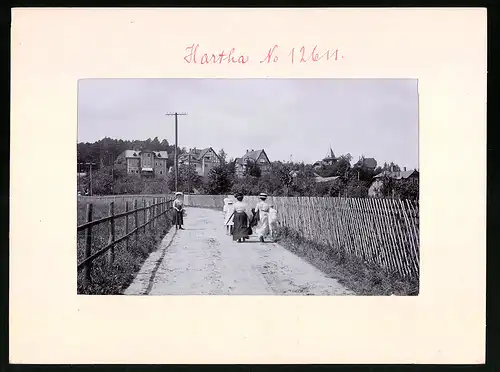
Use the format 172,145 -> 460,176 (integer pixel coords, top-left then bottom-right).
373,169 -> 418,180
235,149 -> 267,165
179,147 -> 219,162
123,150 -> 168,158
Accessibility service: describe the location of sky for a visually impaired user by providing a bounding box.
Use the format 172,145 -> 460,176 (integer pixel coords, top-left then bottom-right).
78,78 -> 419,169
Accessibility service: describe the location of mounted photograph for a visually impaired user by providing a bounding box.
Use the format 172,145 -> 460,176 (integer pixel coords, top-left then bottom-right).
77,78 -> 419,296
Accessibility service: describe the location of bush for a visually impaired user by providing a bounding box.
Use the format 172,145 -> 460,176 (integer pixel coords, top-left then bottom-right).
345,180 -> 369,198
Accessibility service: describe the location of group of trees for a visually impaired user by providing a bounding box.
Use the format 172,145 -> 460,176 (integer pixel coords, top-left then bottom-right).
196,153 -> 418,200
77,138 -> 418,200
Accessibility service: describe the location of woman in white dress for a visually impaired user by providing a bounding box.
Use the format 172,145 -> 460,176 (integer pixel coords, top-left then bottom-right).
254,192 -> 271,243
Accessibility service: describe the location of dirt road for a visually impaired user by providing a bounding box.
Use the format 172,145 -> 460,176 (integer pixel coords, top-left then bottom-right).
125,207 -> 354,295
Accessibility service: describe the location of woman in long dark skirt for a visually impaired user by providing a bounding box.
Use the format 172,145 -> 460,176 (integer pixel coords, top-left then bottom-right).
231,193 -> 250,242
172,192 -> 185,230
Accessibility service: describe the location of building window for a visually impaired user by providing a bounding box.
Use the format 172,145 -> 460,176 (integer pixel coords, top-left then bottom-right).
160,171 -> 162,174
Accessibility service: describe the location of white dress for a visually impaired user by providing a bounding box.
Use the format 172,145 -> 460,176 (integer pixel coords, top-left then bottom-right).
268,207 -> 278,235
254,201 -> 270,238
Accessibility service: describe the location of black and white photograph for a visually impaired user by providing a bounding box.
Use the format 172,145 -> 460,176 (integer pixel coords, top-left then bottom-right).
77,78 -> 419,296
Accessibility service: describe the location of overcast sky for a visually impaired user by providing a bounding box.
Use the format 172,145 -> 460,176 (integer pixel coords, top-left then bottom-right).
78,78 -> 419,169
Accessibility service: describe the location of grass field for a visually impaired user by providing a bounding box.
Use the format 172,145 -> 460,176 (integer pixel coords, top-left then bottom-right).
77,197 -> 172,295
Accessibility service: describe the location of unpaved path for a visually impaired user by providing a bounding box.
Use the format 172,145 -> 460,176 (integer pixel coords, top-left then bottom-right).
125,207 -> 354,295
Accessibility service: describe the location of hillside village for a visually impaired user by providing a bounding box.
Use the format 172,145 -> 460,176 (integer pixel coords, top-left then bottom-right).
77,138 -> 419,199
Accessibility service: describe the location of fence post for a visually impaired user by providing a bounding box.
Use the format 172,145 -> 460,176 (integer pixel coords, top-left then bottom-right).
107,201 -> 115,264
144,199 -> 148,234
152,197 -> 157,229
83,203 -> 93,287
125,201 -> 129,251
134,199 -> 138,244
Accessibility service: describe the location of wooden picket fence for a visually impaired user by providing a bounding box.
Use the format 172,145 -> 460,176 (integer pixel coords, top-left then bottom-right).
186,194 -> 420,279
78,194 -> 170,204
77,196 -> 174,286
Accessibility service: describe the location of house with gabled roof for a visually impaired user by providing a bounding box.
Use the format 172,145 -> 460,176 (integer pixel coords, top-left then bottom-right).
234,149 -> 272,178
178,147 -> 221,179
368,168 -> 419,197
355,156 -> 378,170
313,147 -> 339,169
114,148 -> 169,178
313,148 -> 338,169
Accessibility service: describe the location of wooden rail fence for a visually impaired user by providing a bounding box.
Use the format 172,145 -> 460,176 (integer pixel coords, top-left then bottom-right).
185,194 -> 420,280
77,196 -> 174,286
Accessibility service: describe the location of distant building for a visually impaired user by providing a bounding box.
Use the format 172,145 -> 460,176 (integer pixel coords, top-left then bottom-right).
234,149 -> 272,178
355,157 -> 378,170
368,168 -> 419,197
313,148 -> 338,169
114,149 -> 168,178
178,147 -> 221,179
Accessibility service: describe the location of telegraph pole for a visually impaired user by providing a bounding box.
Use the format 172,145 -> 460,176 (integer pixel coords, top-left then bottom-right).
166,112 -> 187,192
187,148 -> 191,195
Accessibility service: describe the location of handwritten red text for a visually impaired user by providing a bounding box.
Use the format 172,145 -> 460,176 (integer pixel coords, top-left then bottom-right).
183,44 -> 343,65
289,46 -> 341,64
260,45 -> 280,63
184,44 -> 250,65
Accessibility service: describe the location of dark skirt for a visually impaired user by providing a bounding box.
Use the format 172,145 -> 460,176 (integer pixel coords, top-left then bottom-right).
232,211 -> 249,241
172,210 -> 184,226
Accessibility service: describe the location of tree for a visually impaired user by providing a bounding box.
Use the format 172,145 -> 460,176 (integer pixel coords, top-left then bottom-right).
231,175 -> 260,196
151,136 -> 161,151
204,163 -> 234,195
274,162 -> 294,196
167,164 -> 202,193
380,177 -> 419,200
244,159 -> 262,178
394,180 -> 419,200
336,154 -> 352,177
218,149 -> 227,164
85,166 -> 114,195
382,161 -> 401,172
345,179 -> 369,198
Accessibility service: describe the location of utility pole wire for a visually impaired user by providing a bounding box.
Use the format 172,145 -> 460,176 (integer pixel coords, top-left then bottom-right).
166,112 -> 187,192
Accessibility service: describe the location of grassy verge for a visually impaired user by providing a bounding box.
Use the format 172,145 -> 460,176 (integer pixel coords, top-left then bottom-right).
276,227 -> 419,296
77,199 -> 172,295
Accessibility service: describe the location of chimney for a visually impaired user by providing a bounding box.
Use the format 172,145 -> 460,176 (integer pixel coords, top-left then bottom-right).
246,149 -> 249,153
404,167 -> 406,171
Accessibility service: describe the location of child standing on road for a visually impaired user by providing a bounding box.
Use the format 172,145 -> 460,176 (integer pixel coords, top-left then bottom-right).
172,192 -> 185,230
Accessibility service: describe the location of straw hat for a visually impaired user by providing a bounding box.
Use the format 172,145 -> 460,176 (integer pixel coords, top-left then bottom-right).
259,192 -> 268,198
175,192 -> 183,196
